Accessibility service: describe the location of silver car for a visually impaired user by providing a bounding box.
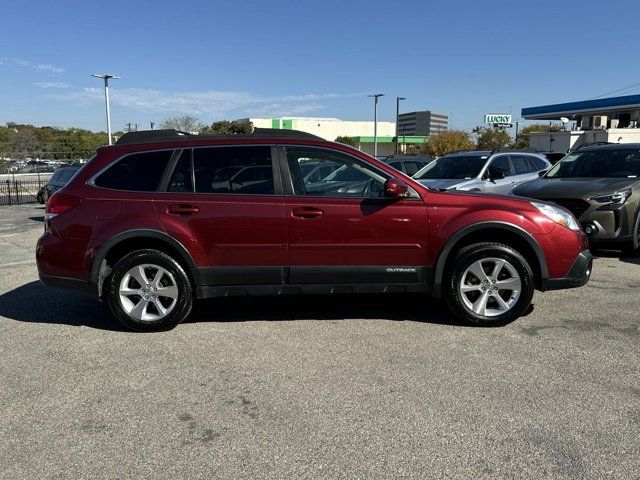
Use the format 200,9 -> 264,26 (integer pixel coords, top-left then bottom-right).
413,150 -> 551,194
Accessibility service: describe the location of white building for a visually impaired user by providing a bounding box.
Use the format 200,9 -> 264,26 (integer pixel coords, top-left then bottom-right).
238,116 -> 396,141
237,116 -> 427,156
522,94 -> 640,152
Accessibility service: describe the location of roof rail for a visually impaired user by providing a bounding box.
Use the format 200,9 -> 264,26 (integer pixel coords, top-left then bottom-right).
115,128 -> 323,146
252,128 -> 323,140
115,129 -> 192,145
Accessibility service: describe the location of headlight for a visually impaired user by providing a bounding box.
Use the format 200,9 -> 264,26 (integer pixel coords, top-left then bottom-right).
531,201 -> 581,231
590,189 -> 632,205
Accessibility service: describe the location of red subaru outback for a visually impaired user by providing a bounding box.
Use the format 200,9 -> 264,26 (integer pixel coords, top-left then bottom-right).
37,129 -> 592,331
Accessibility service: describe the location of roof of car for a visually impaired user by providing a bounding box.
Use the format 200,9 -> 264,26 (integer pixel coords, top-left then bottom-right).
575,143 -> 640,151
115,128 -> 324,146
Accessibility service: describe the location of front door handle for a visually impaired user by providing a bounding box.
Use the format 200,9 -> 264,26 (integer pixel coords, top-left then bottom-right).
167,204 -> 199,215
292,207 -> 324,219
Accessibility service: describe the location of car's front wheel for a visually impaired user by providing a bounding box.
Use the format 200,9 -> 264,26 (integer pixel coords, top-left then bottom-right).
444,242 -> 535,326
105,249 -> 193,331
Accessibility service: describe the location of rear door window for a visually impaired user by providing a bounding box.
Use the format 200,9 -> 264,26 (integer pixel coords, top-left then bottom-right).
94,150 -> 173,191
510,155 -> 531,175
193,146 -> 274,195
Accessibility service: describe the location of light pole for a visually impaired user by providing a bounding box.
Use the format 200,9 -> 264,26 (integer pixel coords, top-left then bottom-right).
368,93 -> 384,157
395,96 -> 406,155
92,73 -> 119,145
515,119 -> 525,145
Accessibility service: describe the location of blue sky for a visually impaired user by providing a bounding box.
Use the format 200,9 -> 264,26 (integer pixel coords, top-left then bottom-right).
1,0 -> 639,132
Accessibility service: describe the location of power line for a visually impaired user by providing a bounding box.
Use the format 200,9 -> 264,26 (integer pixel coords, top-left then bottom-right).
591,82 -> 640,99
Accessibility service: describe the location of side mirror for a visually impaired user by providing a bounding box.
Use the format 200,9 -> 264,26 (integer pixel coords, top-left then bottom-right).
384,178 -> 409,198
538,170 -> 548,177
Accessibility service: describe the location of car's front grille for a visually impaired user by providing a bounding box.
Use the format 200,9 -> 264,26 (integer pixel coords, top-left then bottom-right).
545,198 -> 591,218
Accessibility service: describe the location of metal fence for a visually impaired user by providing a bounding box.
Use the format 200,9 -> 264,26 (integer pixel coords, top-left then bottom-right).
0,179 -> 47,206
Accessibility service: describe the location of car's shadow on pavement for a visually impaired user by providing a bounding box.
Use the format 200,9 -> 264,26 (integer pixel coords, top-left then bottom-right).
592,248 -> 640,266
0,281 -> 126,331
0,282 -> 479,331
187,293 -> 466,327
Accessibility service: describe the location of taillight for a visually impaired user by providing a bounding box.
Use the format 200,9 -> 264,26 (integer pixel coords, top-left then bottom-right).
45,193 -> 81,220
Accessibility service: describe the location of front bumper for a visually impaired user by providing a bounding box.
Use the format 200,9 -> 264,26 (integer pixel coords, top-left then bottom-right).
540,250 -> 593,291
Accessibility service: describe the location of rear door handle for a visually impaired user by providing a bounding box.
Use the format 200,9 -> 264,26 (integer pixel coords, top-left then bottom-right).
167,204 -> 199,215
292,207 -> 324,219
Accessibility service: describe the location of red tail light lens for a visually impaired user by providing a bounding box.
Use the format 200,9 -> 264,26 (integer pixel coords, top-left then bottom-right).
45,193 -> 81,220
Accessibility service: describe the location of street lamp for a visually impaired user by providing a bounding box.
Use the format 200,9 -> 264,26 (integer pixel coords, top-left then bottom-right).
368,93 -> 384,157
92,73 -> 119,145
395,96 -> 406,154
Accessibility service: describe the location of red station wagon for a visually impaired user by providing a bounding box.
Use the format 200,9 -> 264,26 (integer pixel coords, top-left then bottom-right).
37,128 -> 593,331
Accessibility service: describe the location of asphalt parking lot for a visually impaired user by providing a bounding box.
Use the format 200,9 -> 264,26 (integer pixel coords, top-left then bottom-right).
0,205 -> 638,479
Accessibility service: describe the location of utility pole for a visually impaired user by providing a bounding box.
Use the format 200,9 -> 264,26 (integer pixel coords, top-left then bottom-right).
91,74 -> 119,145
395,96 -> 406,155
368,94 -> 384,157
150,122 -> 155,130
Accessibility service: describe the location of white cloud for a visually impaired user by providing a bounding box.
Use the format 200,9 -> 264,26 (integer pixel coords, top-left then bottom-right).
49,87 -> 364,118
10,58 -> 65,74
35,81 -> 70,89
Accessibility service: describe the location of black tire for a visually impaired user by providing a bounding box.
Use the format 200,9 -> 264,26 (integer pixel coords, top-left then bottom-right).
622,209 -> 640,256
444,242 -> 535,327
105,249 -> 193,332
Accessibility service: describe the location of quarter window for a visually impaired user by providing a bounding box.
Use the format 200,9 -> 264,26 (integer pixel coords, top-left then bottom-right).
94,150 -> 173,191
528,156 -> 548,171
193,146 -> 274,195
286,147 -> 387,198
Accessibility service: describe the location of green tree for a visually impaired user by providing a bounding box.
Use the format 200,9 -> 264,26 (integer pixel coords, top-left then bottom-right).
334,136 -> 356,147
512,124 -> 560,149
199,120 -> 253,135
420,130 -> 475,157
475,126 -> 512,150
160,115 -> 203,133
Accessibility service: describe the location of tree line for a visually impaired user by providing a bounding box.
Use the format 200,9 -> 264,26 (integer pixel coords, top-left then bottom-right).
418,124 -> 560,157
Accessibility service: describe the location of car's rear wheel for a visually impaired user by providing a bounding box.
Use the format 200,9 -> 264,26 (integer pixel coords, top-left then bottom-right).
105,249 -> 193,332
444,242 -> 535,326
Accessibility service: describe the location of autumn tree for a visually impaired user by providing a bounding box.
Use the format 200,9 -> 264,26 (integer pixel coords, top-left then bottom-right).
420,130 -> 475,157
475,126 -> 512,150
512,124 -> 561,149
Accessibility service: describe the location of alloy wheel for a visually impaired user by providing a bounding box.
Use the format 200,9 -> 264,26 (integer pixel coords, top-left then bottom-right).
118,264 -> 178,322
459,257 -> 522,317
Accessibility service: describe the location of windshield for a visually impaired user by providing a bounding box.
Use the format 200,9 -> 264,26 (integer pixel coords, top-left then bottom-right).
414,155 -> 487,180
546,149 -> 640,178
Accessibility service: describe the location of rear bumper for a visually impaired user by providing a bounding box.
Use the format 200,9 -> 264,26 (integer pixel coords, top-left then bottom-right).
39,274 -> 91,294
540,250 -> 593,291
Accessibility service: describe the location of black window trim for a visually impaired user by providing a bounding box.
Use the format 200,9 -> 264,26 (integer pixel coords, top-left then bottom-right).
277,144 -> 421,200
88,145 -> 283,196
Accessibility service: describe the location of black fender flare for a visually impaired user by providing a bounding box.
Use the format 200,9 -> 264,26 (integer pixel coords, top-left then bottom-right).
89,229 -> 200,298
432,221 -> 549,298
